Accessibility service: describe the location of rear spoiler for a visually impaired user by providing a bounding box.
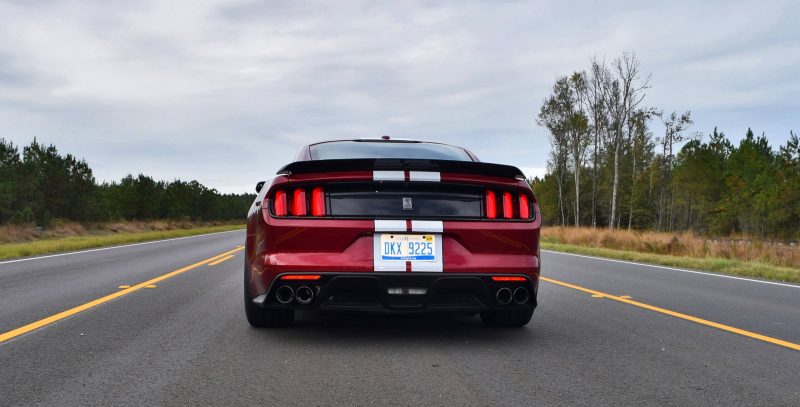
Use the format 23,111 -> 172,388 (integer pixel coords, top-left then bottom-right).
277,159 -> 526,179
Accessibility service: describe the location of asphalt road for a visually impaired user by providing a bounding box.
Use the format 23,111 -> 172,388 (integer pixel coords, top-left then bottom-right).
1,230 -> 798,406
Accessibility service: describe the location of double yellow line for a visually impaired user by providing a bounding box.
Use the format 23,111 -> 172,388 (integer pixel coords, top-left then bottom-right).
0,246 -> 243,344
541,276 -> 800,352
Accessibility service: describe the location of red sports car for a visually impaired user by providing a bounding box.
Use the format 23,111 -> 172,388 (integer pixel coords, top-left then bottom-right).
244,138 -> 541,327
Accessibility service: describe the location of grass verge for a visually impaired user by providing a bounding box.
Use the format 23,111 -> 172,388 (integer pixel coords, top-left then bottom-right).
541,241 -> 800,284
0,224 -> 245,261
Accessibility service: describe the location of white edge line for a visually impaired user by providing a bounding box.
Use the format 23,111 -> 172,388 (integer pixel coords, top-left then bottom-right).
0,229 -> 244,266
541,249 -> 800,289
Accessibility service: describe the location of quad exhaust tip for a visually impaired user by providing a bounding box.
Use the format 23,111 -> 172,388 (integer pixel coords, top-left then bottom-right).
295,286 -> 315,305
496,287 -> 513,306
513,287 -> 529,305
276,285 -> 294,304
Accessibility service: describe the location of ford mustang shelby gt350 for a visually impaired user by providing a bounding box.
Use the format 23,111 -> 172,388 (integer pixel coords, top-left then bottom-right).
244,138 -> 541,327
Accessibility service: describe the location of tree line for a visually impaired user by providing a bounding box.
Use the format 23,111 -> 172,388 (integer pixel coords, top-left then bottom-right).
534,52 -> 800,239
0,138 -> 255,226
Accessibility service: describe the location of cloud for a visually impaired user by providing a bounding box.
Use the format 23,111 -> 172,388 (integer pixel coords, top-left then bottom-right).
0,0 -> 797,192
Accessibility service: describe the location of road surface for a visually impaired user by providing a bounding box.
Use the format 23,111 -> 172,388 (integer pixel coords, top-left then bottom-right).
1,230 -> 798,406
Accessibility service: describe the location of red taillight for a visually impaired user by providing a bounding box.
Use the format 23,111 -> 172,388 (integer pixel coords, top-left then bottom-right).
519,194 -> 530,219
486,190 -> 497,219
280,274 -> 321,281
291,188 -> 307,216
272,186 -> 326,217
502,192 -> 514,219
311,187 -> 325,217
491,276 -> 527,282
274,190 -> 288,216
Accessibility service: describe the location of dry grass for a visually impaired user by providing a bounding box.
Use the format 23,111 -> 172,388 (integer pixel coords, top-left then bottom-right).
0,220 -> 245,260
541,227 -> 800,269
0,219 -> 229,245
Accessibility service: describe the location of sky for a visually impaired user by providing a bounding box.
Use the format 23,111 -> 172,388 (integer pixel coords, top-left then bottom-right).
0,0 -> 798,193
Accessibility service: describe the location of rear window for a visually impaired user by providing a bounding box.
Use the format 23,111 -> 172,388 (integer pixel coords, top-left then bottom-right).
309,141 -> 473,161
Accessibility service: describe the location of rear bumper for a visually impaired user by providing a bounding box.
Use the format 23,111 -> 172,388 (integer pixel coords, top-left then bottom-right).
252,273 -> 538,312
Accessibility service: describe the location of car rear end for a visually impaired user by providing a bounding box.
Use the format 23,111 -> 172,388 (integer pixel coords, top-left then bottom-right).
244,140 -> 541,327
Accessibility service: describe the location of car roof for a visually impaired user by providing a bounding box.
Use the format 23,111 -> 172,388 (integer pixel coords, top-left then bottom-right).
295,138 -> 480,162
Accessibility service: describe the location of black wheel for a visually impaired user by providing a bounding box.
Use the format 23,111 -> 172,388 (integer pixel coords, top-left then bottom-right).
244,259 -> 295,327
480,306 -> 534,327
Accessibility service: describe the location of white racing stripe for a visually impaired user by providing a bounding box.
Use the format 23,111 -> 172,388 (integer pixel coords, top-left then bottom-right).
409,171 -> 440,182
373,220 -> 408,271
374,220 -> 407,232
373,171 -> 405,181
411,220 -> 443,272
373,220 -> 444,272
411,220 -> 444,233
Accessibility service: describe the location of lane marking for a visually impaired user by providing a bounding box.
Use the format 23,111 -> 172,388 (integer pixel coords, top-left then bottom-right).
0,229 -> 243,266
542,250 -> 800,289
145,285 -> 157,289
117,285 -> 130,289
208,255 -> 235,266
540,276 -> 800,352
0,246 -> 244,344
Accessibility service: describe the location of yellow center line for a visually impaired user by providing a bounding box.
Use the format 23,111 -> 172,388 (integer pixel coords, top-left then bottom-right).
0,246 -> 244,344
540,276 -> 800,352
208,254 -> 235,266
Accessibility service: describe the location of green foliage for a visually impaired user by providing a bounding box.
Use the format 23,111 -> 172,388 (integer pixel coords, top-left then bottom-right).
533,127 -> 800,239
0,138 -> 255,226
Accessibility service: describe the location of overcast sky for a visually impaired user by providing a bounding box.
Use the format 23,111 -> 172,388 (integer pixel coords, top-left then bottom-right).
1,0 -> 798,193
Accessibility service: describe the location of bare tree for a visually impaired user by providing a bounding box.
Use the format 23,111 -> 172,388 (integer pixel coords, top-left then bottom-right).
569,72 -> 591,227
603,52 -> 651,229
538,75 -> 591,227
538,80 -> 570,226
587,58 -> 609,228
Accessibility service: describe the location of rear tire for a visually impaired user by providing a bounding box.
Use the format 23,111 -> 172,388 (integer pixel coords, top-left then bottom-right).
244,259 -> 295,327
480,306 -> 534,327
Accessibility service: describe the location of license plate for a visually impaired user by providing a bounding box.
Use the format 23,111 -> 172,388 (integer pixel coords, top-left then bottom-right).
380,234 -> 436,261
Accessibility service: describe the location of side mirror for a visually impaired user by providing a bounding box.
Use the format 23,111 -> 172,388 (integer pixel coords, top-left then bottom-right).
255,181 -> 265,193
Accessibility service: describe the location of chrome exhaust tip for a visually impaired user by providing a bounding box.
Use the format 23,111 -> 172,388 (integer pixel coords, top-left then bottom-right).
295,286 -> 314,305
276,286 -> 294,304
513,287 -> 529,305
496,287 -> 512,306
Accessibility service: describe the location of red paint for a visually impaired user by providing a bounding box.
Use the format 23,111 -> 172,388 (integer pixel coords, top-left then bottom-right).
245,141 -> 541,302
